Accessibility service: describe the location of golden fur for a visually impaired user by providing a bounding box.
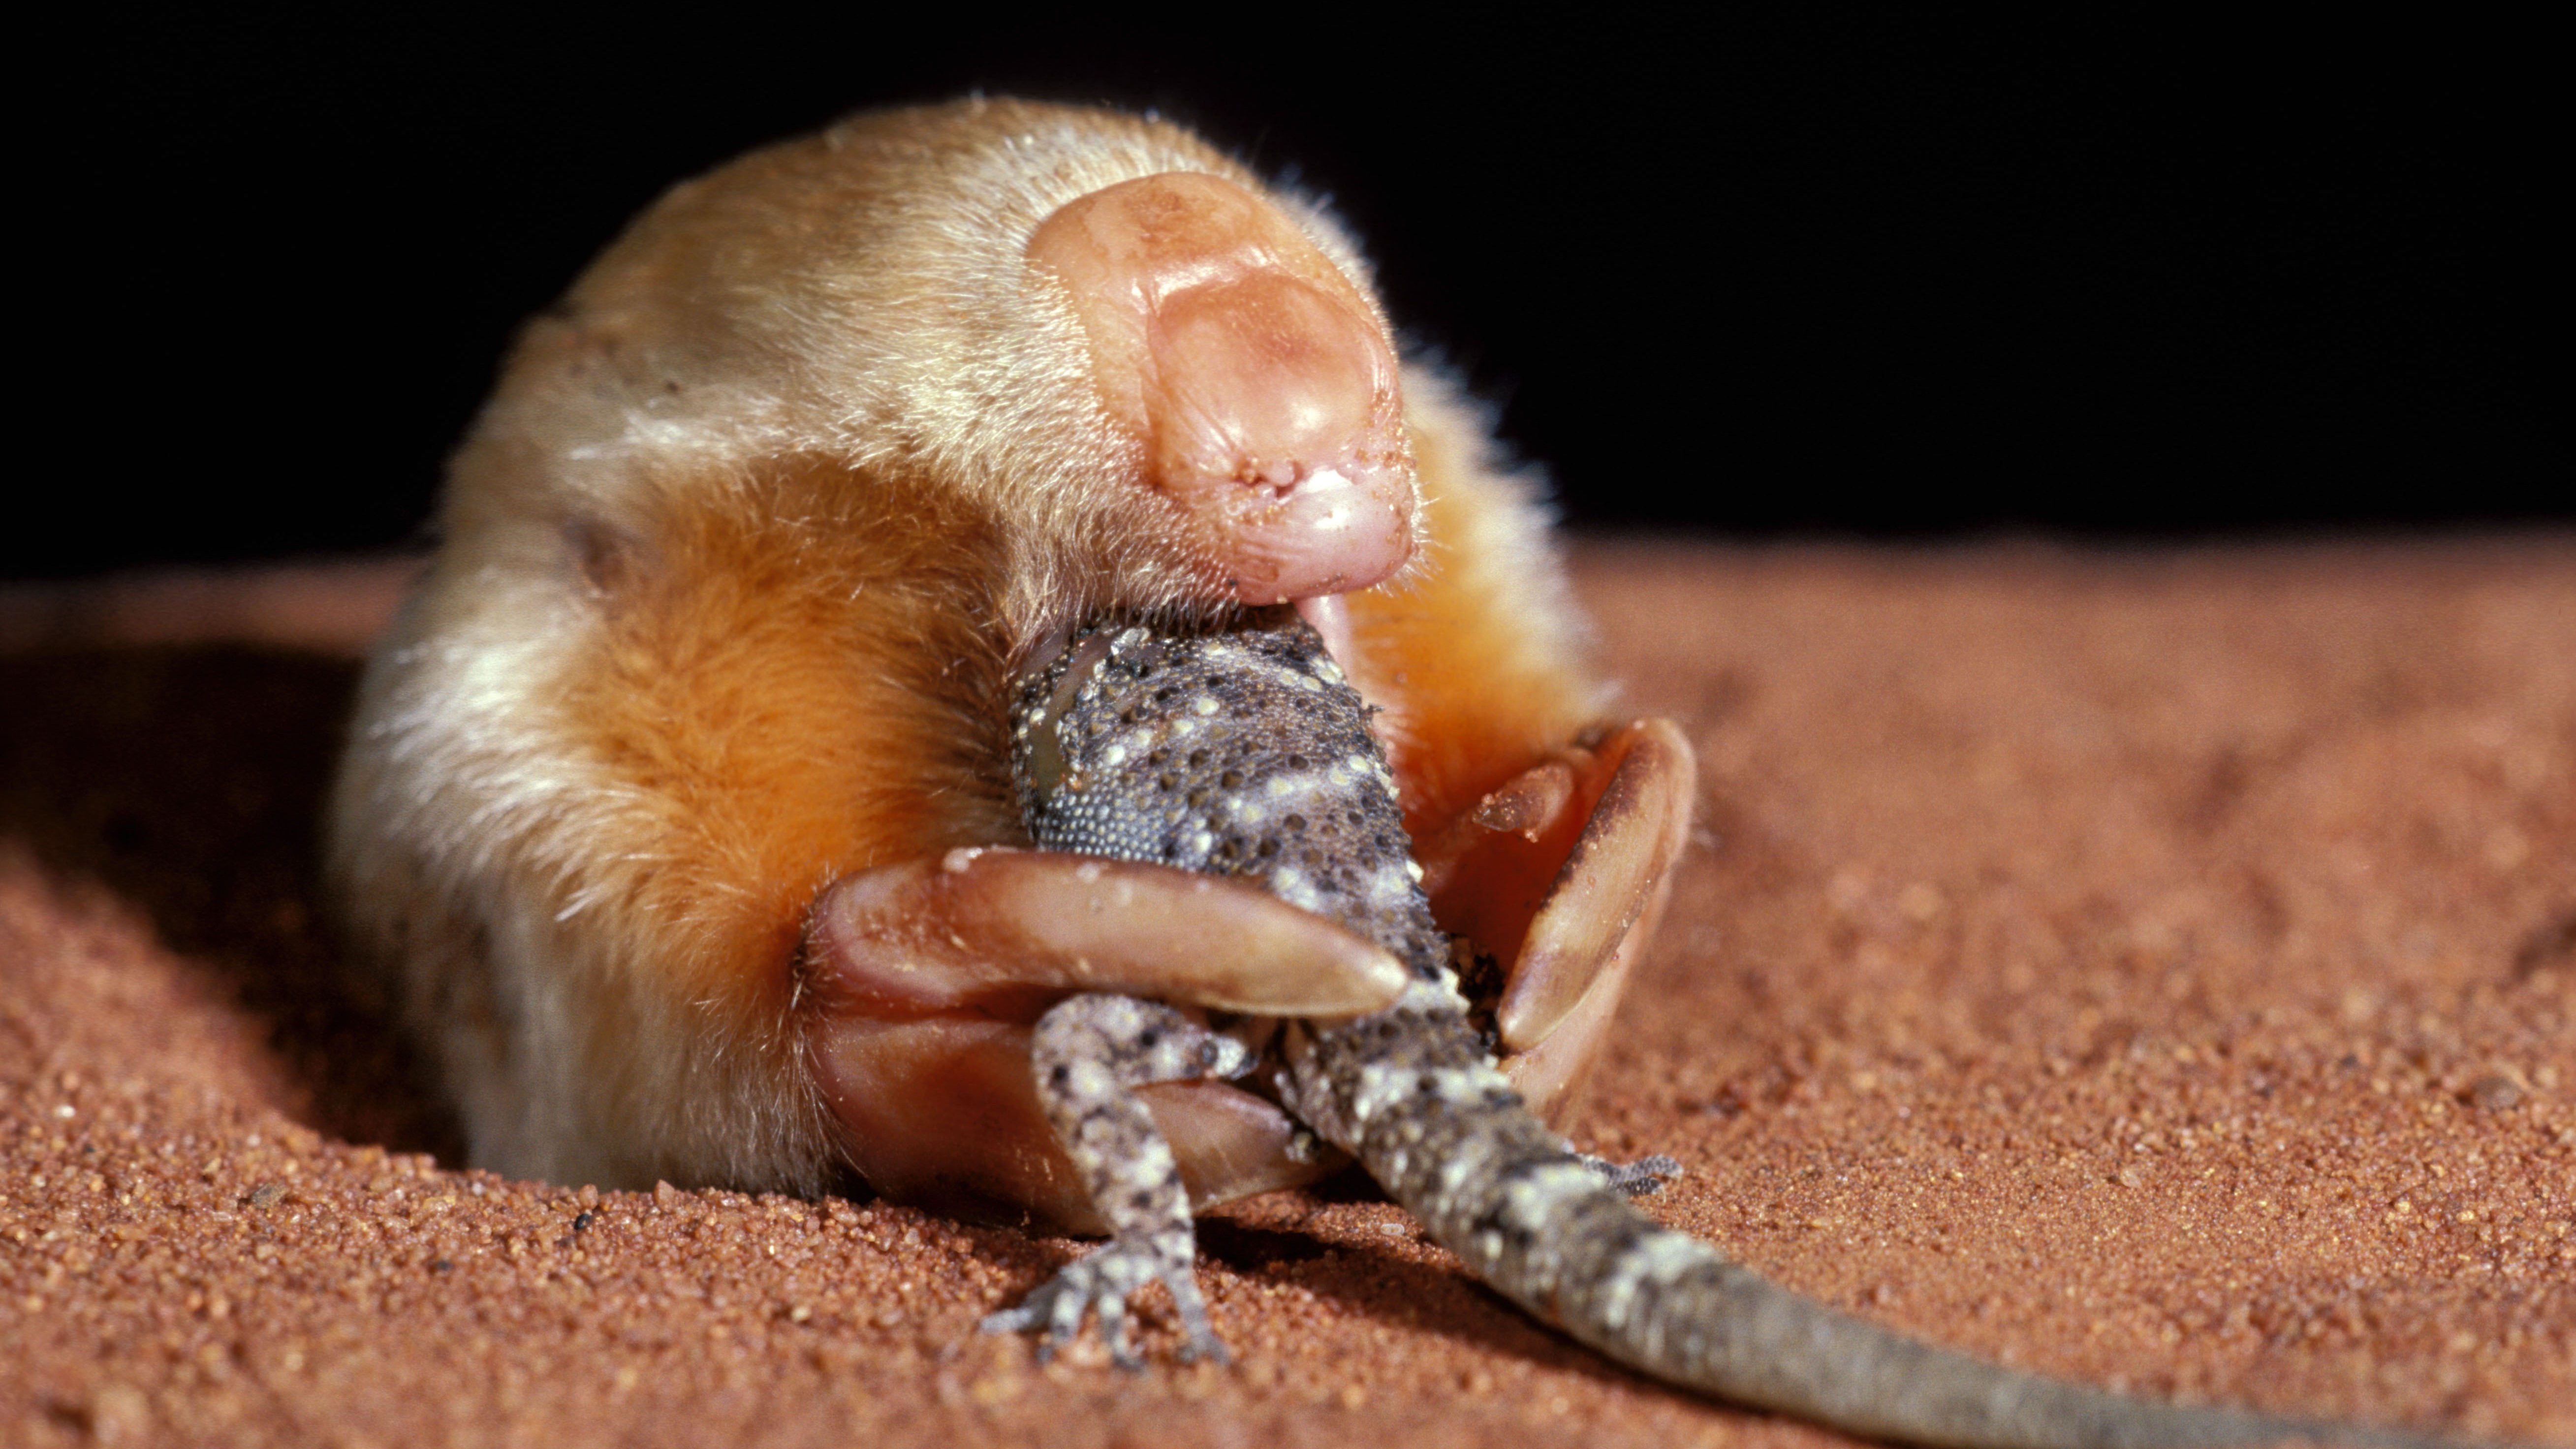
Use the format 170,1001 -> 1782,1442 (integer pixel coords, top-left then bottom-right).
329,98 -> 1604,1196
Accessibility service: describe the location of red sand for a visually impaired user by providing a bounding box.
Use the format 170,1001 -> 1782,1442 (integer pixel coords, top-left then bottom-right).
3,541 -> 2570,1448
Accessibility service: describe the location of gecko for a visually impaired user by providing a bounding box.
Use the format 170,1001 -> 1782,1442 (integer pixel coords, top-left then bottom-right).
982,610 -> 2471,1449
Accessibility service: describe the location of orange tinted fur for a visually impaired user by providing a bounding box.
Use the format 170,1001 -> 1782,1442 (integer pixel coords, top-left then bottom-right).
1353,369 -> 1610,839
564,462 -> 1017,1000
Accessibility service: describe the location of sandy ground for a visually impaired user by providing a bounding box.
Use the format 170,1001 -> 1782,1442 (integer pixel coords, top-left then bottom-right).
2,541 -> 2570,1448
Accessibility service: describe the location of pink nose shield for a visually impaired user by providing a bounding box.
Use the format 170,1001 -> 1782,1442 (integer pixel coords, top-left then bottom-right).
1027,171 -> 1417,601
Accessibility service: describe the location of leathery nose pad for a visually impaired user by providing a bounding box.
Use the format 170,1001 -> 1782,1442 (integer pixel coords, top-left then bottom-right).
1026,171 -> 1417,601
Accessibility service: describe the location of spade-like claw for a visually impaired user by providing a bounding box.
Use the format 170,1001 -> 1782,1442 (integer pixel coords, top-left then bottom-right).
1425,719 -> 1698,1119
803,727 -> 1695,1229
802,852 -> 1400,1228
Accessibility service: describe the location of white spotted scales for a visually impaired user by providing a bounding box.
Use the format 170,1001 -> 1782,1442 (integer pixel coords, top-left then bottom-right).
983,611 -> 2479,1449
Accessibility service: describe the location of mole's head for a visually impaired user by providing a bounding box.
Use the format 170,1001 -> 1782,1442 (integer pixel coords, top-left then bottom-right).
1026,170 -> 1416,607
483,104 -> 1419,647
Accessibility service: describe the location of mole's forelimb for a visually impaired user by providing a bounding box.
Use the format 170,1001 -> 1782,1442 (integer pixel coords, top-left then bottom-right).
997,615 -> 2476,1449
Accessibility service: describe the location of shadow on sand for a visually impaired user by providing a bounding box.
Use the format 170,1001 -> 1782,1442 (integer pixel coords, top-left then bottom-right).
0,643 -> 461,1161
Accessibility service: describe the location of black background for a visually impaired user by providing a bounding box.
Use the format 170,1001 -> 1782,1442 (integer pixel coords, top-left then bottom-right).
20,16 -> 2556,580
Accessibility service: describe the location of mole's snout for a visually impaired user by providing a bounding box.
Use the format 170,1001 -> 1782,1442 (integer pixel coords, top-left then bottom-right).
1028,171 -> 1415,602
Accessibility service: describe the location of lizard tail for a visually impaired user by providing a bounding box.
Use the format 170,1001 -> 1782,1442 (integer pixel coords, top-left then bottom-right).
1315,1006 -> 2464,1449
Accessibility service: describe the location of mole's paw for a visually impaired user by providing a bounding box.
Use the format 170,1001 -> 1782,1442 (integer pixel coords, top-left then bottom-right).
1579,1152 -> 1684,1197
980,1230 -> 1227,1368
808,848 -> 1407,1020
802,849 -> 1401,1229
1423,719 -> 1698,1120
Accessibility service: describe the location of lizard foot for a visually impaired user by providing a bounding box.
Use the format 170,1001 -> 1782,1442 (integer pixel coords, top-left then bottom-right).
1578,1152 -> 1683,1197
979,1225 -> 1228,1367
977,994 -> 1243,1366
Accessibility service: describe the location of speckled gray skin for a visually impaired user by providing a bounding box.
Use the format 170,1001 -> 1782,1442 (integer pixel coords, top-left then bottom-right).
988,613 -> 2471,1449
978,994 -> 1249,1366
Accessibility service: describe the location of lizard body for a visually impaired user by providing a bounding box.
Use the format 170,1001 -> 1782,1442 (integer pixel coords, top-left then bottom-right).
989,612 -> 2464,1449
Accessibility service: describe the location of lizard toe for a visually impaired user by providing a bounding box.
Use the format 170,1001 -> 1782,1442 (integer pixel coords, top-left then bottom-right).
1579,1152 -> 1684,1197
983,1230 -> 1222,1368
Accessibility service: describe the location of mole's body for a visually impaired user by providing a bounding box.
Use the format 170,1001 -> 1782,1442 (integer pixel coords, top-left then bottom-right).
330,96 -> 1649,1228
329,99 -> 2473,1448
